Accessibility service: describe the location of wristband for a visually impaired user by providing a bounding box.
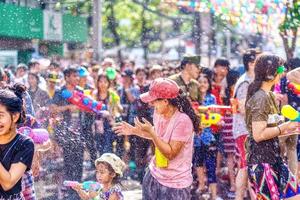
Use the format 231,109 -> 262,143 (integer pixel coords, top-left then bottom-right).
277,126 -> 282,135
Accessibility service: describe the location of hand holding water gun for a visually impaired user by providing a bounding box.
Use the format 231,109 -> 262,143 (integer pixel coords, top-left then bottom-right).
63,181 -> 101,192
288,82 -> 300,95
281,105 -> 300,122
61,88 -> 106,114
18,127 -> 49,144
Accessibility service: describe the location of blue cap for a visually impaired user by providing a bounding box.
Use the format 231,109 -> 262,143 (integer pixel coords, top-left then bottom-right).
78,66 -> 89,77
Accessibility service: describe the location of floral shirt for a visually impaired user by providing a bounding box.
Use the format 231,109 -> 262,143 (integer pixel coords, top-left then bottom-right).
97,184 -> 123,200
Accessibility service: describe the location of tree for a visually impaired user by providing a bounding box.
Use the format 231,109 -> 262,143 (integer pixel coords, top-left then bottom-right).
279,0 -> 300,60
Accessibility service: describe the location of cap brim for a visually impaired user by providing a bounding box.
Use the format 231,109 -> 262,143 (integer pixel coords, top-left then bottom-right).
48,78 -> 60,83
140,92 -> 157,103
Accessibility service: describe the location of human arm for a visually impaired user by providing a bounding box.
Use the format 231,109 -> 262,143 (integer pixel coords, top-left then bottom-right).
252,121 -> 300,142
287,67 -> 300,84
72,183 -> 98,200
0,139 -> 34,191
114,117 -> 190,161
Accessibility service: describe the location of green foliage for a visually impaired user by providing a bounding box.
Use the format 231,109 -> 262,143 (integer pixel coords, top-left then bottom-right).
279,1 -> 300,32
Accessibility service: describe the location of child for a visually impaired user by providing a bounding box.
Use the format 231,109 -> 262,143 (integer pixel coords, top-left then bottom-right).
72,153 -> 126,200
194,73 -> 218,199
0,83 -> 35,199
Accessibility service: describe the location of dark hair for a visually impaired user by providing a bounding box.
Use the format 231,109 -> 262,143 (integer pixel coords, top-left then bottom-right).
179,60 -> 196,70
243,48 -> 261,71
135,67 -> 147,75
168,90 -> 200,133
96,161 -> 121,185
201,67 -> 213,80
63,67 -> 78,78
50,62 -> 60,68
97,74 -> 111,89
198,73 -> 213,94
285,57 -> 300,71
28,61 -> 39,70
0,83 -> 26,124
28,72 -> 40,84
223,70 -> 240,105
214,57 -> 230,69
246,54 -> 285,102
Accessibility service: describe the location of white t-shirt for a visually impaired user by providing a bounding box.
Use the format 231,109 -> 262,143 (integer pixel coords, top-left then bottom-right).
232,73 -> 253,139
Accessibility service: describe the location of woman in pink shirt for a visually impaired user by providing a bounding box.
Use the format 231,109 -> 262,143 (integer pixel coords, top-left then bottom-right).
114,78 -> 199,200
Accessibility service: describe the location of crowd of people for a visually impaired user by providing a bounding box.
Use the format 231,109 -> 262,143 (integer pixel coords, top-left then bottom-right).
0,50 -> 299,200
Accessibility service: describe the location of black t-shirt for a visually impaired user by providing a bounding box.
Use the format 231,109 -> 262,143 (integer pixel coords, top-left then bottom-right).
0,134 -> 34,197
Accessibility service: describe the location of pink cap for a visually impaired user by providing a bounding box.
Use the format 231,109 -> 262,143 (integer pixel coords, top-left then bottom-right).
140,78 -> 180,103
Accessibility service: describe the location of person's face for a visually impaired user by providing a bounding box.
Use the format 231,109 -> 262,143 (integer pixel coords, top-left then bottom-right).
214,65 -> 228,79
47,80 -> 56,88
122,76 -> 132,86
97,77 -> 109,91
0,104 -> 19,136
66,72 -> 79,87
151,70 -> 162,80
136,71 -> 146,83
79,76 -> 87,86
198,75 -> 210,94
16,68 -> 26,78
187,63 -> 200,79
150,99 -> 169,115
274,73 -> 283,85
30,63 -> 40,74
95,163 -> 115,185
28,74 -> 38,88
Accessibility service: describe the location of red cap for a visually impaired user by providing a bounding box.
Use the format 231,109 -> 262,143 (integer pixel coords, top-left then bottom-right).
140,78 -> 180,103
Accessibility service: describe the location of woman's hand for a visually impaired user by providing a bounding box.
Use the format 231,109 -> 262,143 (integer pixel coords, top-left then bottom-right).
113,121 -> 137,136
281,121 -> 300,135
134,117 -> 153,133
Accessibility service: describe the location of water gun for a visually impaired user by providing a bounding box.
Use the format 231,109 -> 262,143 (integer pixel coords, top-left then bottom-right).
288,82 -> 300,95
63,181 -> 101,192
192,102 -> 232,115
281,105 -> 300,122
18,127 -> 50,144
199,113 -> 222,127
61,88 -> 106,114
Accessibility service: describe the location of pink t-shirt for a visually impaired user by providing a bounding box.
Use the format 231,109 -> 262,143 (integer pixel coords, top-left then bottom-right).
149,110 -> 194,189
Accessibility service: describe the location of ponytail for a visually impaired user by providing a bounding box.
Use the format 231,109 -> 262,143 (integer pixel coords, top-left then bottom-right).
0,83 -> 26,124
246,79 -> 263,103
168,90 -> 200,133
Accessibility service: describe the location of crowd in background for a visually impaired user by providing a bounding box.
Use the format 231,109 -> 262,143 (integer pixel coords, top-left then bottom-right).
0,49 -> 299,200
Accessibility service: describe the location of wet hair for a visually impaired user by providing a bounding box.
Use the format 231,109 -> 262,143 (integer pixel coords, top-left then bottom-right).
167,90 -> 200,133
95,161 -> 121,185
214,57 -> 230,69
223,70 -> 240,105
0,83 -> 26,124
246,54 -> 285,102
63,67 -> 78,78
243,48 -> 261,72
